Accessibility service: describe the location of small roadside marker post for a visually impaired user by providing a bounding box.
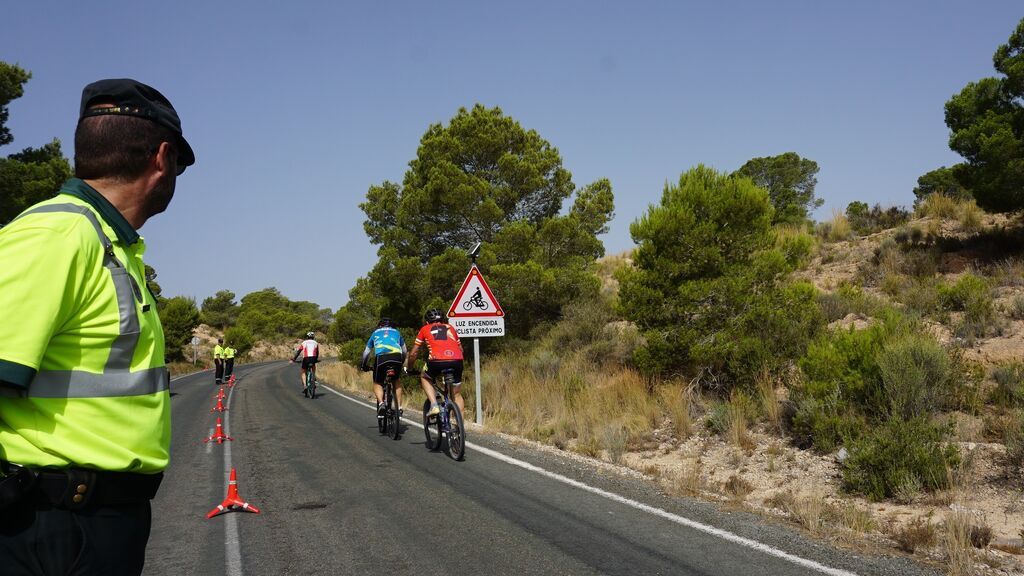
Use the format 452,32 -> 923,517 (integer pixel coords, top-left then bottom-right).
448,243 -> 504,426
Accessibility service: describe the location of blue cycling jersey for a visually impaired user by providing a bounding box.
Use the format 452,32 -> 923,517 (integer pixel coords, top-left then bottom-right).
366,327 -> 405,357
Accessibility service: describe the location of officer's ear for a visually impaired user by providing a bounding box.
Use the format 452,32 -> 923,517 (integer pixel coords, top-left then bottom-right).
154,142 -> 179,177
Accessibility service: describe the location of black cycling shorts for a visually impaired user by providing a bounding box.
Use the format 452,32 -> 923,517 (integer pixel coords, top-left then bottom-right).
301,357 -> 318,370
425,360 -> 463,386
373,353 -> 404,384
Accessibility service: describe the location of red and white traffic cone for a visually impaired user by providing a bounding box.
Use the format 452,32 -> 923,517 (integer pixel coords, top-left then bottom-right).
211,397 -> 227,413
215,387 -> 226,400
228,374 -> 236,386
206,468 -> 260,518
203,418 -> 233,444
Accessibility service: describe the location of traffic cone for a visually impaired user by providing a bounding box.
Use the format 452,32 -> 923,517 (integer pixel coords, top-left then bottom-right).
211,397 -> 227,413
228,374 -> 236,385
206,468 -> 260,518
215,387 -> 226,400
203,418 -> 233,444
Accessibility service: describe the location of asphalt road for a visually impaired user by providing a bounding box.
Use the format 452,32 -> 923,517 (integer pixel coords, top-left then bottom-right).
144,362 -> 938,576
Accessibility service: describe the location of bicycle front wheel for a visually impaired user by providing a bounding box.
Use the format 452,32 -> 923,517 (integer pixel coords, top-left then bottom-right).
445,402 -> 466,461
422,399 -> 441,451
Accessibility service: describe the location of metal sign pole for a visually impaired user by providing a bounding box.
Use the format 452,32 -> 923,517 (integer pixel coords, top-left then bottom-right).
474,338 -> 482,425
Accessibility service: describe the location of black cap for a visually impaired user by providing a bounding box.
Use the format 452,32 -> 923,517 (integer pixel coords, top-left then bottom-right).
79,78 -> 195,170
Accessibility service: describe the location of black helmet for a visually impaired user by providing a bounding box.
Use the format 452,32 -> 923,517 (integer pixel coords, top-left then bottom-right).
424,308 -> 444,324
306,331 -> 315,338
378,317 -> 393,328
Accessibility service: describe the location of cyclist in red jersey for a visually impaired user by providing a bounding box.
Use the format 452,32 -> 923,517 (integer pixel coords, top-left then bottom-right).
405,308 -> 464,417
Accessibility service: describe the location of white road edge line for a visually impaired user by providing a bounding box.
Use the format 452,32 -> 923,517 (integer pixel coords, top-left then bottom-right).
321,383 -> 859,576
169,371 -> 244,575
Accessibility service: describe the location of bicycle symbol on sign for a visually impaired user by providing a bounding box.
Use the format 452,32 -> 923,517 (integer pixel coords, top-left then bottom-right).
462,287 -> 489,311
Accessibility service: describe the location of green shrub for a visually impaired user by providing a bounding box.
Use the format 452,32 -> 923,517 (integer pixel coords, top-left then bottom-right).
547,294 -> 614,349
337,338 -> 365,365
992,363 -> 1024,407
842,416 -> 960,501
705,402 -> 731,437
790,397 -> 866,452
939,274 -> 991,312
845,202 -> 911,236
527,347 -> 562,381
794,312 -> 971,451
1005,411 -> 1024,470
939,274 -> 999,340
1007,294 -> 1024,320
877,334 -> 952,419
897,278 -> 942,317
223,326 -> 255,357
816,284 -> 887,323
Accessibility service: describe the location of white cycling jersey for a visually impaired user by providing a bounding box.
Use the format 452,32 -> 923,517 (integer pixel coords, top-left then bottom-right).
297,339 -> 319,358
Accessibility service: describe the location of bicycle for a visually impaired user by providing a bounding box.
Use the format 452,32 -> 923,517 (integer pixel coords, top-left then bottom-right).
415,367 -> 465,461
376,362 -> 402,440
304,360 -> 317,400
462,296 -> 489,311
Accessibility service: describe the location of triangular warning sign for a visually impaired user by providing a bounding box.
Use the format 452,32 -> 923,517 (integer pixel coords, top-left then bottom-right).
448,265 -> 504,318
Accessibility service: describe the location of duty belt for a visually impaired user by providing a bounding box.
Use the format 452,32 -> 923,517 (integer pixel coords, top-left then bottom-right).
1,462 -> 162,511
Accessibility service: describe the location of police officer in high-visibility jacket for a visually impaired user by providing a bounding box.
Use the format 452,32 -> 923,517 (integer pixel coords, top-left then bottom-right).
0,78 -> 194,576
224,344 -> 236,381
213,338 -> 225,384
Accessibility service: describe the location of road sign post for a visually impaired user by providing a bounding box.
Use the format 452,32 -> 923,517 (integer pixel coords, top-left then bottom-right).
448,260 -> 504,426
191,336 -> 200,365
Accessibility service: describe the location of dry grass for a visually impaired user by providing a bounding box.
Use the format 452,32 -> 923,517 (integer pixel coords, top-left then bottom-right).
725,391 -> 755,451
724,474 -> 753,503
944,511 -> 976,576
316,362 -> 362,393
958,200 -> 984,233
892,517 -> 937,554
917,194 -> 961,219
766,491 -> 826,535
167,360 -> 207,378
666,458 -> 703,497
831,502 -> 876,534
659,382 -> 695,440
484,354 -> 661,457
826,209 -> 851,243
755,369 -> 782,433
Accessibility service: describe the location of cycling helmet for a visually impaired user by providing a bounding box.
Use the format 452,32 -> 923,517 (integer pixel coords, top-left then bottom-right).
378,317 -> 393,328
306,331 -> 315,338
424,308 -> 444,324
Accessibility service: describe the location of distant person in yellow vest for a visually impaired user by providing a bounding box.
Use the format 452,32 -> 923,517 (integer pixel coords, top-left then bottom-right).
224,344 -> 236,381
213,338 -> 225,384
0,78 -> 194,575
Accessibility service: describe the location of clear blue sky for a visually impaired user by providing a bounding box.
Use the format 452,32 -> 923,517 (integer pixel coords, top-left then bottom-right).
4,1 -> 1022,311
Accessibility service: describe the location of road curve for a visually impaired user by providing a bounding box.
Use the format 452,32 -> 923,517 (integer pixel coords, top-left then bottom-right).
144,362 -> 937,576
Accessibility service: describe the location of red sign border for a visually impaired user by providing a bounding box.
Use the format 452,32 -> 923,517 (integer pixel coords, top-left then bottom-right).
447,265 -> 504,318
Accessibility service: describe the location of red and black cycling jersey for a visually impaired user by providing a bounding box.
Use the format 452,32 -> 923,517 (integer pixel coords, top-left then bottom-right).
415,322 -> 463,361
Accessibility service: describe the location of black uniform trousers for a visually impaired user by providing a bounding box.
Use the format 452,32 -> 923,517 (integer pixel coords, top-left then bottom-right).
214,358 -> 224,383
0,498 -> 152,576
225,357 -> 234,379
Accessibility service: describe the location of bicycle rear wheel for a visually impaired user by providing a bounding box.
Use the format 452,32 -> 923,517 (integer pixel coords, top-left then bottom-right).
445,402 -> 466,461
307,372 -> 316,399
387,386 -> 401,440
422,399 -> 441,450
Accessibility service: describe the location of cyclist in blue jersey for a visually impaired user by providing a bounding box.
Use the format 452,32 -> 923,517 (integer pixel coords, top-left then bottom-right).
360,317 -> 407,419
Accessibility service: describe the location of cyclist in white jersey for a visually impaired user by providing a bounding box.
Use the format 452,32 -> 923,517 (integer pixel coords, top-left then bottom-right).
290,331 -> 320,396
